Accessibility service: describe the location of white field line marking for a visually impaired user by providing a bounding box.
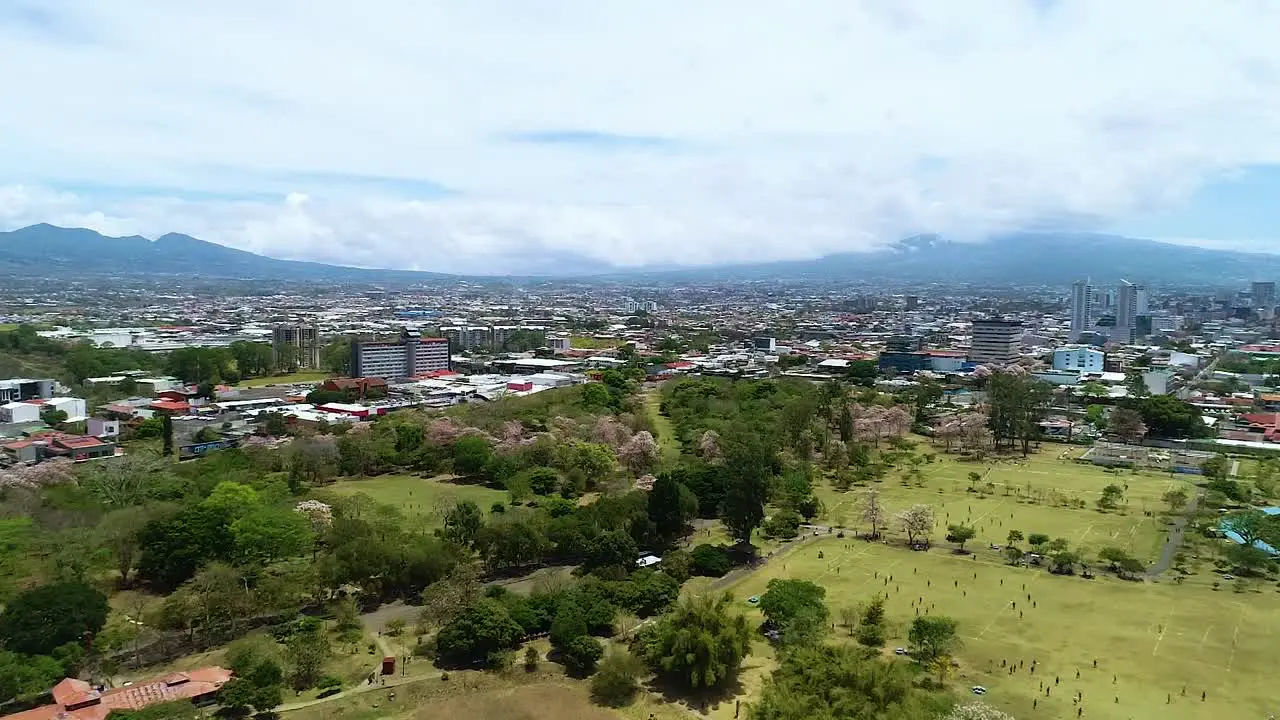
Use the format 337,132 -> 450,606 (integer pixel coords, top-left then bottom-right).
1197,624 -> 1213,651
977,574 -> 1042,638
1151,605 -> 1174,656
1227,606 -> 1244,672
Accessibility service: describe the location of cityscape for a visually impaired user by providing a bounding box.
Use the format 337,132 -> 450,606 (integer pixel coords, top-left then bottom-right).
4,4 -> 1280,720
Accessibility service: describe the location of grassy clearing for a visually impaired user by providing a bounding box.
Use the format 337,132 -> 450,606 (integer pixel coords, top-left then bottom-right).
0,323 -> 19,332
327,474 -> 509,523
571,336 -> 620,350
723,537 -> 1280,720
238,371 -> 331,387
642,391 -> 682,470
815,443 -> 1194,563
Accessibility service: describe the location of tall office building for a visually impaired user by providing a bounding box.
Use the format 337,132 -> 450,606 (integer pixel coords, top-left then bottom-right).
1252,281 -> 1276,309
271,324 -> 321,369
1113,280 -> 1146,343
349,333 -> 451,380
968,319 -> 1023,365
1069,280 -> 1093,341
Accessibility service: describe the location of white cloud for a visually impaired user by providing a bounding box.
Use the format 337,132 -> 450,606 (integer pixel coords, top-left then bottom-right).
2,0 -> 1279,274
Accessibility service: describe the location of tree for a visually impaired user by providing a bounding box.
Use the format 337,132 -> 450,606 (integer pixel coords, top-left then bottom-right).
1222,510 -> 1268,549
287,436 -> 340,490
618,431 -> 660,476
551,599 -> 589,648
1123,395 -> 1206,439
690,544 -> 731,577
1109,407 -> 1148,444
855,595 -> 887,648
945,703 -> 1016,720
0,581 -> 109,655
584,530 -> 639,575
945,524 -> 977,553
285,626 -> 331,690
453,436 -> 494,476
907,615 -> 960,664
762,509 -> 803,540
1202,454 -> 1230,482
418,564 -> 483,629
1226,543 -> 1272,575
759,579 -> 828,631
39,406 -> 68,426
751,643 -> 937,720
521,466 -> 562,496
561,635 -> 604,676
441,500 -> 484,548
231,505 -> 313,565
1027,533 -> 1050,553
1162,488 -> 1190,514
436,599 -> 525,668
0,650 -> 64,705
896,504 -> 935,547
861,487 -> 886,539
1002,545 -> 1024,564
719,432 -> 775,545
98,505 -> 161,586
638,592 -> 751,690
524,645 -> 540,672
591,648 -> 646,707
1005,529 -> 1023,547
986,371 -> 1052,455
648,473 -> 698,545
162,413 -> 174,456
218,653 -> 284,716
1049,550 -> 1080,575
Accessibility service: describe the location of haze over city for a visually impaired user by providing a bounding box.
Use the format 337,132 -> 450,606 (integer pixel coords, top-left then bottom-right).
3,1 -> 1280,274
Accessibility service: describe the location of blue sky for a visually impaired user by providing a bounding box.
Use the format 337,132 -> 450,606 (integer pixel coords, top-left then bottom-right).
1,1 -> 1279,274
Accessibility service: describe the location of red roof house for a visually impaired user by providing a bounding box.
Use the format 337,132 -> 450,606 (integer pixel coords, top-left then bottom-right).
2,668 -> 231,720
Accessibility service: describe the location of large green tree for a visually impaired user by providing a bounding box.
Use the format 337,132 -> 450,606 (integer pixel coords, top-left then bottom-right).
648,473 -> 699,545
907,615 -> 961,664
637,592 -> 752,690
435,598 -> 525,668
750,644 -> 942,720
0,581 -> 109,655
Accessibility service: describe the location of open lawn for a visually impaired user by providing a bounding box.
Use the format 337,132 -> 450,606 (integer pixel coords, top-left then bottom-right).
642,391 -> 682,470
0,323 -> 19,332
571,336 -> 620,350
724,536 -> 1280,720
327,474 -> 509,523
815,443 -> 1196,564
238,371 -> 330,387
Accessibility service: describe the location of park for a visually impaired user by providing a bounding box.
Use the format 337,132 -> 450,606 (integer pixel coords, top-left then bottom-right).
4,370 -> 1280,720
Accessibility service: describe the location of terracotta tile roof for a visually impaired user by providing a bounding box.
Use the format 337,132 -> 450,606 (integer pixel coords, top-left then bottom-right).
2,668 -> 231,720
148,401 -> 190,412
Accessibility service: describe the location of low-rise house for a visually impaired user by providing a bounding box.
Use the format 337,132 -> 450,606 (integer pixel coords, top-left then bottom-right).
1,668 -> 231,720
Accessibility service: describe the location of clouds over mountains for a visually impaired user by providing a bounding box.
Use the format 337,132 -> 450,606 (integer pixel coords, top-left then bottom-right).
2,1 -> 1280,274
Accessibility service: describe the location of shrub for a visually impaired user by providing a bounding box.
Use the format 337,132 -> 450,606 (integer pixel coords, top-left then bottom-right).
690,544 -> 732,577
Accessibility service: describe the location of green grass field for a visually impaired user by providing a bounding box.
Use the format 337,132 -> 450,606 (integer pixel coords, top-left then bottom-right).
814,443 -> 1195,564
642,391 -> 682,471
327,474 -> 509,523
0,323 -> 19,332
727,538 -> 1280,720
570,335 -> 620,350
238,371 -> 331,387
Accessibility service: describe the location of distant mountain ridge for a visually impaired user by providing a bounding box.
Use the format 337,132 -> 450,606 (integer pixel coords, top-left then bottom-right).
2,224 -> 1277,285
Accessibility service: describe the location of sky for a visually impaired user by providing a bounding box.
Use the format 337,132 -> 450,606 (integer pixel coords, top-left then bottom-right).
2,0 -> 1280,275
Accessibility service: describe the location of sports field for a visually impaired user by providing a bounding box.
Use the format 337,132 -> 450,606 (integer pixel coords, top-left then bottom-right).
815,444 -> 1196,563
727,538 -> 1280,720
238,371 -> 330,387
328,474 -> 508,523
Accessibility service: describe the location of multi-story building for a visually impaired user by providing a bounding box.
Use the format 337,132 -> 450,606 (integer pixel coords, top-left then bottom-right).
1052,345 -> 1105,373
1252,281 -> 1276,309
0,378 -> 55,403
968,319 -> 1023,365
886,335 -> 924,353
1069,280 -> 1092,342
349,334 -> 451,380
271,324 -> 321,369
1114,280 -> 1147,343
624,300 -> 659,313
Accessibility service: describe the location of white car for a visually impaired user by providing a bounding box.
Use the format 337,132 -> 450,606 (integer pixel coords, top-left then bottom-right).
894,647 -> 908,655
971,686 -> 987,695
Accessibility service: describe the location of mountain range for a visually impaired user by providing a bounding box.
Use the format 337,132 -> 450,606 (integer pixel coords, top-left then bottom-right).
2,223 -> 1277,286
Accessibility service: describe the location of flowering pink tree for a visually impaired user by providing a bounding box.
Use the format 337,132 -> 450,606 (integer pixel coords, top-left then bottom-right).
424,418 -> 463,446
697,429 -> 722,460
0,458 -> 76,490
618,431 -> 660,476
592,416 -> 632,449
882,405 -> 913,437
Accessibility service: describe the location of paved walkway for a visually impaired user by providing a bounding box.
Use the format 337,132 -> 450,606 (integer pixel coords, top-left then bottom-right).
1146,489 -> 1203,577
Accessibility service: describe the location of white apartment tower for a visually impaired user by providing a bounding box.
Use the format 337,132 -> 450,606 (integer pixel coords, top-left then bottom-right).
1114,280 -> 1146,343
1069,280 -> 1092,342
